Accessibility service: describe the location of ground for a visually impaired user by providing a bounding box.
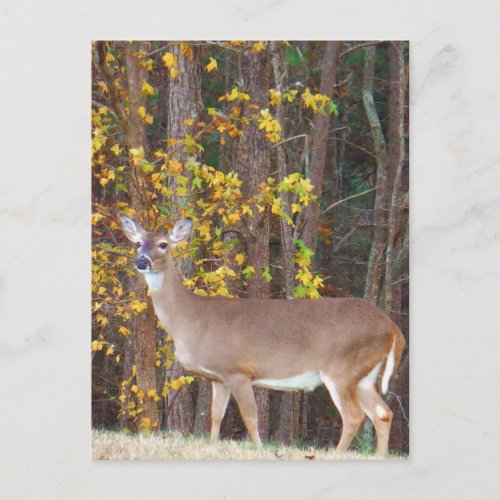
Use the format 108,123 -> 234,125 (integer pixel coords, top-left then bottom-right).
92,430 -> 405,460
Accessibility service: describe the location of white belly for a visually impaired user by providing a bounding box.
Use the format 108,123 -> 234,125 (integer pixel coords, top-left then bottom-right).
253,372 -> 322,392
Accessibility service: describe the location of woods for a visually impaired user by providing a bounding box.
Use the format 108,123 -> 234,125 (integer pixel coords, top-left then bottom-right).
91,40 -> 409,454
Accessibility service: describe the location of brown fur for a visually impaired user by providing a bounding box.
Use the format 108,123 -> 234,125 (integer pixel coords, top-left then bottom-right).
121,217 -> 406,455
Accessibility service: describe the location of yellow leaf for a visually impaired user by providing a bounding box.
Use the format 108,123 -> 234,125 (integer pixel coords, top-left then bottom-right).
137,106 -> 147,119
97,81 -> 108,94
180,42 -> 193,59
119,394 -> 126,403
184,118 -> 195,126
105,51 -> 115,62
241,204 -> 253,216
115,355 -> 120,364
91,340 -> 99,352
132,364 -> 137,377
139,417 -> 151,429
106,346 -> 114,356
130,299 -> 148,313
118,325 -> 130,336
92,213 -> 105,225
167,159 -> 183,175
227,212 -> 241,225
235,253 -> 245,266
110,144 -> 120,156
162,52 -> 177,68
170,67 -> 179,78
96,314 -> 108,326
129,147 -> 144,166
205,57 -> 218,72
251,41 -> 266,53
141,81 -> 155,97
131,385 -> 139,394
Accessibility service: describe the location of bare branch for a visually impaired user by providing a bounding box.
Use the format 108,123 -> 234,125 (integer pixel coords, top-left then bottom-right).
321,185 -> 382,216
270,134 -> 308,149
339,41 -> 385,59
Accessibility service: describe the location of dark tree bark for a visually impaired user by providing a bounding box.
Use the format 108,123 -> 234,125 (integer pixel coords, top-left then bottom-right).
301,41 -> 340,254
362,45 -> 389,304
124,42 -> 160,429
165,42 -> 204,434
235,49 -> 272,440
270,41 -> 301,444
384,41 -> 406,316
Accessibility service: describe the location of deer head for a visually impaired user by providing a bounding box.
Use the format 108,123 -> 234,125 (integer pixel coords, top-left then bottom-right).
120,215 -> 193,274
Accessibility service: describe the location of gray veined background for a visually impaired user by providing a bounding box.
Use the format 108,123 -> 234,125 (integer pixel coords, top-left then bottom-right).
1,0 -> 499,498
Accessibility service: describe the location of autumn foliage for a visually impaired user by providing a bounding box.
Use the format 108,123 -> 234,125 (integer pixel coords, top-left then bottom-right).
91,41 -> 408,453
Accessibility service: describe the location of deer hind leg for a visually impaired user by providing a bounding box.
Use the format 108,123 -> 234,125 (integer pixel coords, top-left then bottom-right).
357,381 -> 393,456
320,373 -> 365,453
210,381 -> 231,444
225,374 -> 262,448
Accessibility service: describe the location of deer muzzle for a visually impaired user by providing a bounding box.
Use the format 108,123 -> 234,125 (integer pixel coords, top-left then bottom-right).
136,255 -> 152,271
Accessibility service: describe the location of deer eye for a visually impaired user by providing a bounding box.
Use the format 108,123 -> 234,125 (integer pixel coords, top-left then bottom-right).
136,242 -> 142,249
159,242 -> 168,250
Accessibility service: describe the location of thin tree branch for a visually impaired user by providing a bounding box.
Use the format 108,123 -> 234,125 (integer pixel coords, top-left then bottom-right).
335,137 -> 377,160
321,185 -> 382,216
95,42 -> 129,132
270,134 -> 308,149
339,41 -> 385,59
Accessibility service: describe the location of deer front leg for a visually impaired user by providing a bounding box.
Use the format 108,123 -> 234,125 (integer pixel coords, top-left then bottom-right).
225,375 -> 262,448
210,380 -> 231,444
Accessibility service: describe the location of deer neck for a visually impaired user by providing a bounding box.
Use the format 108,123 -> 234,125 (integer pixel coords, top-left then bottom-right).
145,253 -> 194,338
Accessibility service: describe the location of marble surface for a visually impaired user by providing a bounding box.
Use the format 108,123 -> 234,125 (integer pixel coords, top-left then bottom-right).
1,0 -> 500,498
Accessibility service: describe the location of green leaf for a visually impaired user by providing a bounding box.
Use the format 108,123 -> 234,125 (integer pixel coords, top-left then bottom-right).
262,266 -> 272,283
141,161 -> 155,173
192,177 -> 203,190
293,285 -> 308,298
156,205 -> 171,216
285,47 -> 302,67
242,266 -> 255,280
327,101 -> 339,116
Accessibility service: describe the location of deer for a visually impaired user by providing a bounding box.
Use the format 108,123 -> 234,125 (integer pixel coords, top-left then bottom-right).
120,215 -> 405,456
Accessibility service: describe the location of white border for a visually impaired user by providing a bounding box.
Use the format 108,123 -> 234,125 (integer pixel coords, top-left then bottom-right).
1,1 -> 500,498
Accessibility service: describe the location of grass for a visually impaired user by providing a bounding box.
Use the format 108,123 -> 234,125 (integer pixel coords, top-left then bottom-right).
92,429 -> 404,461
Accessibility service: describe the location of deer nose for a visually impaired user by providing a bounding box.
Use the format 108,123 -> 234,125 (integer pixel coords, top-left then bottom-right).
136,255 -> 152,271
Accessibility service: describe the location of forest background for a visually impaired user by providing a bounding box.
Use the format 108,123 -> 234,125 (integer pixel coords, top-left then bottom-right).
91,40 -> 409,454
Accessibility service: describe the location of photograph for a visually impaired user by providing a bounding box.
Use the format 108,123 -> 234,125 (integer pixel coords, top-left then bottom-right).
91,40 -> 409,460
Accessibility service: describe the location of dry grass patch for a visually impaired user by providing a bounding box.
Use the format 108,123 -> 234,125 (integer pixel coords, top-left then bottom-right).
92,430 -> 403,461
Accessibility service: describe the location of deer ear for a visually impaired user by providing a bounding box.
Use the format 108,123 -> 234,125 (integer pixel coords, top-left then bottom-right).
120,215 -> 145,243
168,218 -> 193,247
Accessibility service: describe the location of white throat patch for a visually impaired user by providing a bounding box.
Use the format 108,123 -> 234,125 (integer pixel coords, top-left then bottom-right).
143,272 -> 164,291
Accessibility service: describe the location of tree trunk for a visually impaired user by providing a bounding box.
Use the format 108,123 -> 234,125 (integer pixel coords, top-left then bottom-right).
235,49 -> 272,440
301,41 -> 340,254
193,379 -> 212,436
269,42 -> 301,444
384,42 -> 405,316
165,42 -> 204,434
362,45 -> 389,304
125,42 -> 159,429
